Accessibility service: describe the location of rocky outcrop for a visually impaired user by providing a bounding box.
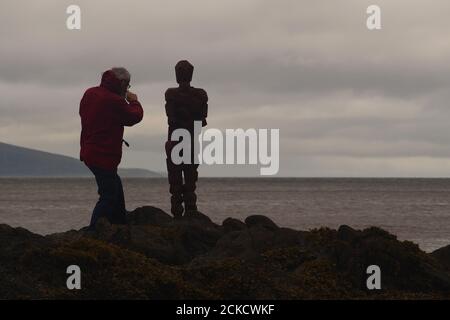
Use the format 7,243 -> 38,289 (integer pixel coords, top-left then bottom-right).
432,245 -> 450,271
0,206 -> 449,299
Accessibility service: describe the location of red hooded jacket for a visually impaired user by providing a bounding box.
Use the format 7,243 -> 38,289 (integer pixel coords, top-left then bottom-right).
79,70 -> 144,171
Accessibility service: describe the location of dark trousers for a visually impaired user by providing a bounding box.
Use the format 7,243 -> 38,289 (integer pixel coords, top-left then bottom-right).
165,140 -> 199,211
88,166 -> 127,228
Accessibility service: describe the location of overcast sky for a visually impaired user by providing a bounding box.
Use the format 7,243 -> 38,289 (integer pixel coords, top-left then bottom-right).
1,0 -> 450,177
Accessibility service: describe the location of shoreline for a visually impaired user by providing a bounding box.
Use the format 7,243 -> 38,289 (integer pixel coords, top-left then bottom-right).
1,206 -> 449,299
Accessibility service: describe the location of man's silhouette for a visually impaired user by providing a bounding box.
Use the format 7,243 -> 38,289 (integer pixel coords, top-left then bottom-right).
165,60 -> 208,217
79,67 -> 143,229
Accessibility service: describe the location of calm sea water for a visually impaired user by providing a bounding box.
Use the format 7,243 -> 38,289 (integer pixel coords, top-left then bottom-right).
0,178 -> 449,252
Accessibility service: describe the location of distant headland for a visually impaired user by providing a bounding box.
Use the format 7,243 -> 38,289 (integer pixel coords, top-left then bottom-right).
0,142 -> 162,178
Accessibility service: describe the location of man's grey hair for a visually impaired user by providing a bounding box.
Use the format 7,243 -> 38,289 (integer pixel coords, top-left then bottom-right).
111,67 -> 131,82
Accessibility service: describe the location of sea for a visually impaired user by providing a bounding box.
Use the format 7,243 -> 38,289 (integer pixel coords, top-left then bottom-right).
0,178 -> 449,252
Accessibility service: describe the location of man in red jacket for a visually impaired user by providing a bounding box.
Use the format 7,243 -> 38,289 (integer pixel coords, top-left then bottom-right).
80,67 -> 143,229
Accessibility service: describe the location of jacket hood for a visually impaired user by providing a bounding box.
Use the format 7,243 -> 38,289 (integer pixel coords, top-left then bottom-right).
100,70 -> 122,95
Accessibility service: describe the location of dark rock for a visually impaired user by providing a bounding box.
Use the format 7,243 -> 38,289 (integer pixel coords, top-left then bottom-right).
222,218 -> 247,233
244,215 -> 279,231
337,225 -> 359,242
273,227 -> 307,248
432,245 -> 450,271
182,210 -> 215,226
127,206 -> 173,226
127,225 -> 187,265
318,226 -> 450,292
210,229 -> 256,259
178,223 -> 222,259
93,217 -> 115,239
0,224 -> 50,260
248,225 -> 277,252
1,206 -> 450,299
209,226 -> 305,260
84,210 -> 222,265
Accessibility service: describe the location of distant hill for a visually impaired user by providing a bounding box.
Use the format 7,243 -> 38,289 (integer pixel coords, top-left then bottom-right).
0,142 -> 162,178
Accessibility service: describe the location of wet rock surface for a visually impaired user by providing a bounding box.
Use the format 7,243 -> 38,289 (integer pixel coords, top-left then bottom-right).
1,206 -> 449,299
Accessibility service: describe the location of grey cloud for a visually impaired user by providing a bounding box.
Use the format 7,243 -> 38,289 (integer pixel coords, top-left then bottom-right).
1,0 -> 450,176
